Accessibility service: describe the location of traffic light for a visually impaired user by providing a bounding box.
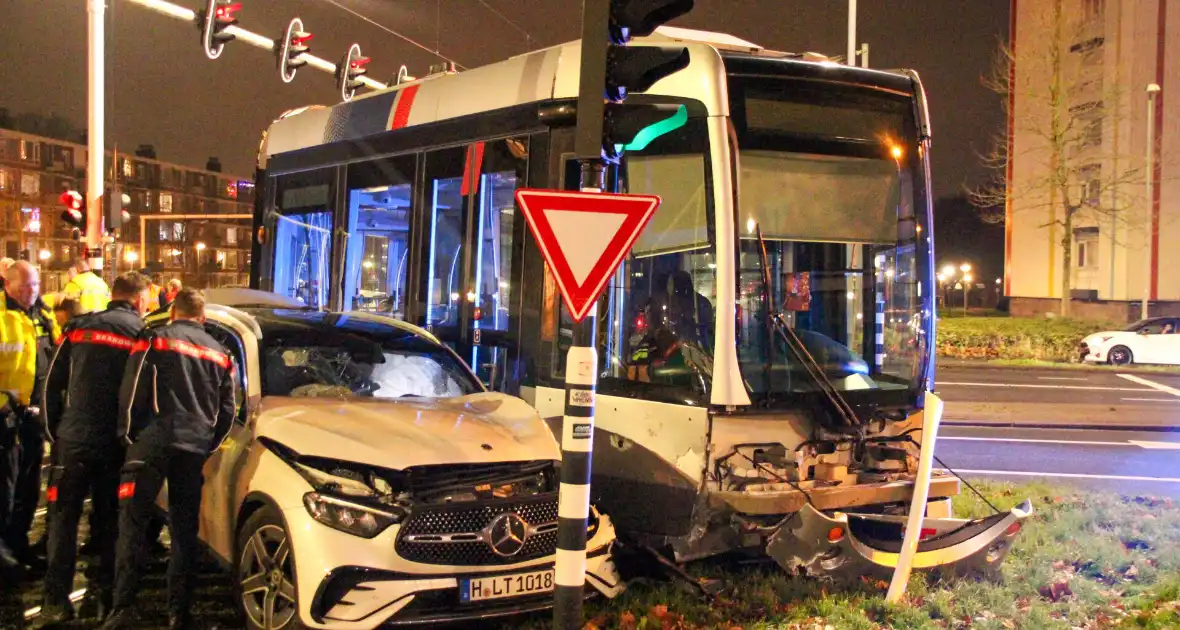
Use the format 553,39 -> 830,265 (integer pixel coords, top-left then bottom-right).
104,187 -> 132,233
59,189 -> 85,231
336,43 -> 371,102
201,0 -> 241,60
278,18 -> 312,83
575,0 -> 694,162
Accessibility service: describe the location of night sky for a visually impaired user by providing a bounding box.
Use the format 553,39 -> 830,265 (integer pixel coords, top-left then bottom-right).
0,0 -> 1009,199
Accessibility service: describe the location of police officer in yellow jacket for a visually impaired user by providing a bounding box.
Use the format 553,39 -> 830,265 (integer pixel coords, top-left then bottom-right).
62,260 -> 110,314
1,261 -> 61,576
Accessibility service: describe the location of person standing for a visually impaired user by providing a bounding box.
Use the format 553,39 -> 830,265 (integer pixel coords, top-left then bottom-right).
103,289 -> 235,630
158,279 -> 181,310
61,260 -> 110,314
36,273 -> 150,625
0,261 -> 60,577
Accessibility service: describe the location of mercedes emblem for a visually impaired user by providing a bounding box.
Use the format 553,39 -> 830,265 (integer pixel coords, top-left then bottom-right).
487,512 -> 529,557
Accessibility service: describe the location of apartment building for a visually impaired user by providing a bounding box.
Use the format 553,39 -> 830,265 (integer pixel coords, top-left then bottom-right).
1006,0 -> 1180,320
0,127 -> 253,292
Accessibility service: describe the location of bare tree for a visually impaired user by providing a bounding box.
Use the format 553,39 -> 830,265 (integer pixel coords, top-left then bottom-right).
970,0 -> 1144,317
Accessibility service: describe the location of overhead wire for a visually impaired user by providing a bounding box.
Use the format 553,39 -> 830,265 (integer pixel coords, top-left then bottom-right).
318,0 -> 467,70
474,0 -> 536,52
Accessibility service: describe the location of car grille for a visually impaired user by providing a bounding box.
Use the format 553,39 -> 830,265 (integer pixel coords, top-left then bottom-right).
395,495 -> 559,566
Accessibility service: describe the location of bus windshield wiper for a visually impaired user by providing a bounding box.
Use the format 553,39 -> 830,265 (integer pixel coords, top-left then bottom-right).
755,229 -> 862,430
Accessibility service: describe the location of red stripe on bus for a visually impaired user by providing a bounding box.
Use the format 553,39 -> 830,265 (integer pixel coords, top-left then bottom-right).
67,329 -> 136,350
390,85 -> 420,130
460,141 -> 486,196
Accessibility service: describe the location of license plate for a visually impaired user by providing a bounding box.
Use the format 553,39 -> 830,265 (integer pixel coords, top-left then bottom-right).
460,569 -> 555,603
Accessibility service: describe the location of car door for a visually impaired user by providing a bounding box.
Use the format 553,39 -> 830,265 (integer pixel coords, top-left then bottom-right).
1132,319 -> 1172,364
1156,318 -> 1180,365
196,319 -> 256,561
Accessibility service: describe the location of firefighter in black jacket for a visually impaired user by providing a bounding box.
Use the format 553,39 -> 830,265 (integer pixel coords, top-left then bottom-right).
102,289 -> 235,630
37,273 -> 151,626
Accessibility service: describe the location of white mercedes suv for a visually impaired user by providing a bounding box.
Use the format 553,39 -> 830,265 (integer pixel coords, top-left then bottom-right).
148,290 -> 621,628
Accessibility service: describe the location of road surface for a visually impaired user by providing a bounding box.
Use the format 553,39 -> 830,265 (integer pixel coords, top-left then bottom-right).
935,424 -> 1180,497
936,363 -> 1180,430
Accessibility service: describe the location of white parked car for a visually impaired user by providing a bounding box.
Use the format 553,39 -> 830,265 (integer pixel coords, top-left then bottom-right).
148,291 -> 622,628
1080,317 -> 1180,365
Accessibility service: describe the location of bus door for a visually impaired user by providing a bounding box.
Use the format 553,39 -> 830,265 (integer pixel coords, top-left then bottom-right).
419,139 -> 530,390
263,168 -> 337,309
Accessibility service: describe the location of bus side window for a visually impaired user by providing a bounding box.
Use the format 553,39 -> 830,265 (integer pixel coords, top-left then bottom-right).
342,156 -> 417,319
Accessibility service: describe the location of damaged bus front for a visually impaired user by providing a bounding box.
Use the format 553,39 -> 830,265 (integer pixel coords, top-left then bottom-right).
529,47 -> 1031,581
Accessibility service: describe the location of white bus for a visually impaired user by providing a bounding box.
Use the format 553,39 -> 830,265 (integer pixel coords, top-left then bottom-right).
250,27 -> 1029,580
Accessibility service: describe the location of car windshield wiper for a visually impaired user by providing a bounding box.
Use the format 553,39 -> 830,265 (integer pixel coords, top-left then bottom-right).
754,228 -> 862,430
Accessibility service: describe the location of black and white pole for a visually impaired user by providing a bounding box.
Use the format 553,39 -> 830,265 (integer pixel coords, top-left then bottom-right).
553,162 -> 604,629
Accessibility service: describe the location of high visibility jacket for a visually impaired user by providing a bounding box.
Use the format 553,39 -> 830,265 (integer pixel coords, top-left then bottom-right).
62,271 -> 111,314
145,283 -> 162,312
0,293 -> 61,407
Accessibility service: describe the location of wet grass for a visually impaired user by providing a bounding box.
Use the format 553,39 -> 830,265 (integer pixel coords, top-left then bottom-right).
6,481 -> 1179,629
512,481 -> 1180,629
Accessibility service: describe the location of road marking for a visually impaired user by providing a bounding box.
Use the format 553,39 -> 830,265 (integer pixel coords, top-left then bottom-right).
1037,376 -> 1089,381
1129,440 -> 1180,450
1120,397 -> 1180,403
939,381 -> 1151,392
1118,373 -> 1180,397
939,468 -> 1180,483
939,436 -> 1132,447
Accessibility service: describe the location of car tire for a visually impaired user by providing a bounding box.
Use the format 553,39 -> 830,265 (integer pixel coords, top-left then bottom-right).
1108,346 -> 1134,366
235,506 -> 306,630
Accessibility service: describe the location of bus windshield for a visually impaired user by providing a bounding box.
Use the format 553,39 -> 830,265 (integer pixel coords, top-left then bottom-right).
730,76 -> 932,397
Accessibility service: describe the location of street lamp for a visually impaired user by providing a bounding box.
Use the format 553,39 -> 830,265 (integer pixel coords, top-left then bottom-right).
195,242 -> 207,252
962,273 -> 974,315
1143,83 -> 1161,319
38,249 -> 51,262
959,263 -> 972,273
124,250 -> 139,264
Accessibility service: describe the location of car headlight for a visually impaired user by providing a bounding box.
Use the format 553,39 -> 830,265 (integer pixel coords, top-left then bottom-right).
303,492 -> 406,538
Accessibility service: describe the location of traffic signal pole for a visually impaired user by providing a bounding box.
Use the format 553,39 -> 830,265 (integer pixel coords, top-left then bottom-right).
86,0 -> 106,269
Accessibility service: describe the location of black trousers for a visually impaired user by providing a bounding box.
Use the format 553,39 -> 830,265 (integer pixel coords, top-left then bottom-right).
3,419 -> 44,557
113,447 -> 205,617
0,415 -> 17,559
42,439 -> 123,608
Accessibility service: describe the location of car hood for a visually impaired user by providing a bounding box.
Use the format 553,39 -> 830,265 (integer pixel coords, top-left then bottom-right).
255,392 -> 561,469
1083,331 -> 1130,344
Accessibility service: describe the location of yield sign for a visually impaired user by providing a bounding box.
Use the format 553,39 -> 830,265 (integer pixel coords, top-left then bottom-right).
514,188 -> 660,322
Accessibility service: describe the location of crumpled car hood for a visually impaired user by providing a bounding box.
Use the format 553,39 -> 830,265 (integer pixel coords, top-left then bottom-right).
255,392 -> 561,468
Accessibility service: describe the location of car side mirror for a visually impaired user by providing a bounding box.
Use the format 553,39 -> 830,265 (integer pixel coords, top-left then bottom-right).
1139,329 -> 1150,335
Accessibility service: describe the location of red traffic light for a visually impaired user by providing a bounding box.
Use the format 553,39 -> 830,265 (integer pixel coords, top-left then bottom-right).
59,190 -> 84,211
350,56 -> 371,70
214,2 -> 240,20
291,32 -> 313,47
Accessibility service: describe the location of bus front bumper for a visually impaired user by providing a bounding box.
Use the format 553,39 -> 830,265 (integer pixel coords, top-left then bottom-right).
765,499 -> 1033,580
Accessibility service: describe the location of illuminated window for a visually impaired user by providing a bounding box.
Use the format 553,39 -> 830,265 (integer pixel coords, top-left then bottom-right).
122,159 -> 133,178
160,192 -> 173,212
226,227 -> 238,245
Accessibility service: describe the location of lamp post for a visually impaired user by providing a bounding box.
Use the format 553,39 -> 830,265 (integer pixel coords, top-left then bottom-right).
962,274 -> 973,315
847,0 -> 857,66
1143,83 -> 1161,319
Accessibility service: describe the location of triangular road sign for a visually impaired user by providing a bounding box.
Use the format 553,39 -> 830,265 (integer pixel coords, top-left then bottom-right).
515,188 -> 661,323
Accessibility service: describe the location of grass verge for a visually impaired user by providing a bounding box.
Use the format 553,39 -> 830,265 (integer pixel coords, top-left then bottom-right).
525,482 -> 1180,629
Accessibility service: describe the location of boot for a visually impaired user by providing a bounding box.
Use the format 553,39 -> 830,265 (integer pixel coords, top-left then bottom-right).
30,603 -> 73,629
98,607 -> 137,630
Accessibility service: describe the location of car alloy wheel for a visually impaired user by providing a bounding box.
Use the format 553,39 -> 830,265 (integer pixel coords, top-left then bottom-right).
239,522 -> 299,629
1108,346 -> 1133,366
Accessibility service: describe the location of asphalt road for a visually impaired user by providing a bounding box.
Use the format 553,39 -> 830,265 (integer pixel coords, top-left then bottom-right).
936,363 -> 1180,430
934,424 -> 1180,497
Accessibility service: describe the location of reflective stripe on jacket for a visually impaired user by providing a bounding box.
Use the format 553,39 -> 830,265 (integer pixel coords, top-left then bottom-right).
62,271 -> 111,314
0,293 -> 61,406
